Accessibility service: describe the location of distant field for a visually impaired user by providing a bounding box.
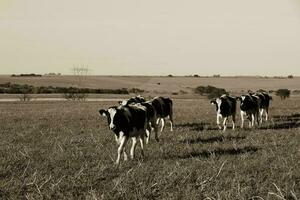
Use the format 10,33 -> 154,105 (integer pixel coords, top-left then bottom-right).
0,75 -> 299,95
0,96 -> 299,199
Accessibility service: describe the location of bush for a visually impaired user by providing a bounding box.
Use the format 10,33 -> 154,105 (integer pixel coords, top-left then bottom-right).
194,85 -> 227,99
276,89 -> 290,100
0,82 -> 129,95
292,90 -> 300,95
19,93 -> 31,101
179,90 -> 188,94
128,88 -> 145,94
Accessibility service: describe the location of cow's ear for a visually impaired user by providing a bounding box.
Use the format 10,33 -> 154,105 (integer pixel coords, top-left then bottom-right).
210,99 -> 216,105
99,109 -> 108,117
119,100 -> 128,106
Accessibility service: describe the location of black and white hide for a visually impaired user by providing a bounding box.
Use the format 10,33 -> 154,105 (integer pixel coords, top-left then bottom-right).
237,94 -> 261,128
119,95 -> 146,106
150,96 -> 174,132
254,92 -> 272,123
210,94 -> 237,131
99,104 -> 148,165
119,95 -> 159,143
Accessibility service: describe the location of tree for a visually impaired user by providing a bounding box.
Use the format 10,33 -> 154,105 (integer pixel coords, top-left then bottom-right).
64,65 -> 89,101
276,89 -> 290,100
194,85 -> 227,99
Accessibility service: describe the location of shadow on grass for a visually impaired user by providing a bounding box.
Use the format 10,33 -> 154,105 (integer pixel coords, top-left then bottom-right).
177,113 -> 300,131
165,146 -> 259,160
176,122 -> 219,131
260,113 -> 300,130
180,135 -> 246,144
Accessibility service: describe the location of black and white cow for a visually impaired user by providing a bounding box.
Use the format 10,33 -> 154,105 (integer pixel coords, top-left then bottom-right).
119,95 -> 159,143
237,94 -> 261,128
150,96 -> 174,132
210,94 -> 237,131
121,95 -> 174,133
119,95 -> 145,106
254,92 -> 272,123
141,101 -> 159,143
99,104 -> 148,165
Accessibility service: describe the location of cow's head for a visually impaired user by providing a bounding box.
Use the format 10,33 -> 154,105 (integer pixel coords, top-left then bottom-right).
211,95 -> 227,113
237,95 -> 253,111
119,100 -> 128,106
99,106 -> 119,131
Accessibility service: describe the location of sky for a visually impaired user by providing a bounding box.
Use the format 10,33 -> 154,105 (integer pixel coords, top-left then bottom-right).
1,0 -> 300,76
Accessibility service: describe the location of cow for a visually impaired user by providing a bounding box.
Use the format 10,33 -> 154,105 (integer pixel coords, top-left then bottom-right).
237,94 -> 261,128
119,95 -> 159,143
119,95 -> 145,106
254,92 -> 272,123
210,94 -> 237,131
99,104 -> 148,165
120,95 -> 174,134
141,101 -> 159,143
150,96 -> 174,132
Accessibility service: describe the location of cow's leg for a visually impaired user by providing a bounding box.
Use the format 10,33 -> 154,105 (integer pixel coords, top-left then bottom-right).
248,114 -> 252,128
116,132 -> 128,165
217,114 -> 222,130
251,114 -> 255,127
160,118 -> 165,132
123,146 -> 128,161
115,134 -> 128,160
169,115 -> 174,132
145,129 -> 150,144
145,123 -> 151,144
265,107 -> 269,121
130,137 -> 137,159
139,135 -> 145,158
256,110 -> 260,126
115,135 -> 119,145
232,114 -> 236,130
169,108 -> 174,131
156,118 -> 160,125
222,117 -> 228,132
259,109 -> 264,124
152,119 -> 159,142
240,111 -> 245,129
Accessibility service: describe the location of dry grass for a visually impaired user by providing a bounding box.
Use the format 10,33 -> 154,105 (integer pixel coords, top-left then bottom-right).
0,97 -> 300,199
1,75 -> 300,94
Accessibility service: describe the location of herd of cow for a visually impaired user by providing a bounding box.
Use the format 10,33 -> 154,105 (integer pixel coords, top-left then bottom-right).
99,92 -> 272,165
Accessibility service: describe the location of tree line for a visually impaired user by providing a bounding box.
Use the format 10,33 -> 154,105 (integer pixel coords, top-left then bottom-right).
0,82 -> 131,94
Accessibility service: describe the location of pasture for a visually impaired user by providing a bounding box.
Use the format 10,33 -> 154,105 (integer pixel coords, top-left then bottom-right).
1,75 -> 300,95
0,96 -> 300,199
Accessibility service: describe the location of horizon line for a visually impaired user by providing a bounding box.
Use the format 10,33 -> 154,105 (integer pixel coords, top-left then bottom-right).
0,74 -> 298,78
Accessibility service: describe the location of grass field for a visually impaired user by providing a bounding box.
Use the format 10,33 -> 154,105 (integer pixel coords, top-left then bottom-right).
1,75 -> 300,94
0,96 -> 300,199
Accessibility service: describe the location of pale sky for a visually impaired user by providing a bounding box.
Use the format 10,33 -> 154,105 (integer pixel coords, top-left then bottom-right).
1,0 -> 300,76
